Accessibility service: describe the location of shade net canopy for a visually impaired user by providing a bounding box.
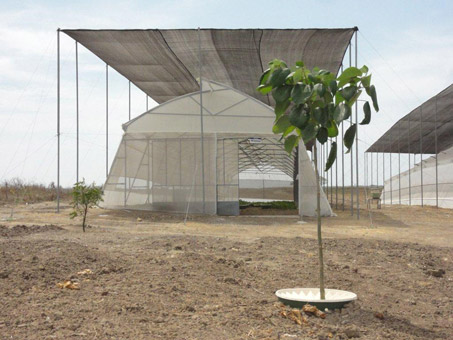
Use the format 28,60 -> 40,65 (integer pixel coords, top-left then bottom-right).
62,28 -> 355,105
103,79 -> 333,216
383,145 -> 453,208
367,83 -> 453,154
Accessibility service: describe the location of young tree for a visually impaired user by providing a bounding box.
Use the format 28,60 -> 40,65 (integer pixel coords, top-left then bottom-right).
257,60 -> 378,299
70,180 -> 103,232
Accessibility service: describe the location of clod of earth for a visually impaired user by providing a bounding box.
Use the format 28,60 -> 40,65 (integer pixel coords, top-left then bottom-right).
302,304 -> 326,319
56,280 -> 80,290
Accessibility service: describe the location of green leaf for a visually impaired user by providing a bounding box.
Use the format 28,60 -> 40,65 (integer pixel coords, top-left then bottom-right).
256,84 -> 272,95
284,135 -> 299,154
301,123 -> 318,143
360,65 -> 369,74
329,80 -> 338,95
333,103 -> 351,122
273,114 -> 292,134
288,105 -> 309,130
341,85 -> 358,101
338,67 -> 363,87
293,68 -> 303,82
360,101 -> 371,125
259,68 -> 271,85
313,107 -> 329,127
326,120 -> 339,137
335,91 -> 345,106
361,74 -> 371,88
272,86 -> 292,103
316,127 -> 328,144
295,61 -> 304,67
313,83 -> 325,96
344,124 -> 357,152
366,85 -> 379,112
325,141 -> 337,171
269,68 -> 291,87
282,125 -> 296,138
274,99 -> 290,118
291,84 -> 312,105
347,89 -> 362,107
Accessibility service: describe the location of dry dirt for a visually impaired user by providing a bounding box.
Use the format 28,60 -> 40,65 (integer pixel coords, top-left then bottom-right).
0,201 -> 452,340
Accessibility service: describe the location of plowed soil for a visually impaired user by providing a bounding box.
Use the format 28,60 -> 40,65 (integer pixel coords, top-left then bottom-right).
0,202 -> 452,340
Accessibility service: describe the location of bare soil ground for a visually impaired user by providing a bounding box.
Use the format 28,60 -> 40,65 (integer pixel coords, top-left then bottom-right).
0,201 -> 452,340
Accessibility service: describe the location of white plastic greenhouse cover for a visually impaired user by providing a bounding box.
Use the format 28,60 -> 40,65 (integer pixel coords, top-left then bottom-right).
103,79 -> 333,216
382,145 -> 453,208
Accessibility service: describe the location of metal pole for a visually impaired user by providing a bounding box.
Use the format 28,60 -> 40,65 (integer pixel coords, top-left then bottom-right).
398,135 -> 401,204
75,41 -> 79,184
408,119 -> 411,205
435,96 -> 439,207
106,64 -> 109,179
128,81 -> 131,121
57,29 -> 60,213
124,140 -> 127,206
335,137 -> 338,209
382,152 -> 385,203
371,152 -> 373,186
341,64 -> 345,211
390,149 -> 393,204
349,43 -> 353,216
376,153 -> 379,188
146,95 -> 149,111
419,106 -> 423,206
355,30 -> 359,219
198,27 -> 206,213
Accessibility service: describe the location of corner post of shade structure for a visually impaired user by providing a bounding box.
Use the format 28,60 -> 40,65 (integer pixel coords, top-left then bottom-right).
354,29 -> 359,219
106,64 -> 109,179
335,135 -> 338,209
390,136 -> 393,205
75,41 -> 79,184
198,27 -> 206,214
398,134 -> 401,205
435,95 -> 439,208
146,94 -> 149,111
408,119 -> 411,206
348,42 -> 353,216
382,151 -> 385,204
419,106 -> 423,206
56,28 -> 61,213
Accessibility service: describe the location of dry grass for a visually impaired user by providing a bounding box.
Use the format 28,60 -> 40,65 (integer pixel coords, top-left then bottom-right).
0,178 -> 70,204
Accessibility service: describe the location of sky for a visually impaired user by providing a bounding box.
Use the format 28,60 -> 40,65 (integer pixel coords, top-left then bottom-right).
1,0 -> 453,187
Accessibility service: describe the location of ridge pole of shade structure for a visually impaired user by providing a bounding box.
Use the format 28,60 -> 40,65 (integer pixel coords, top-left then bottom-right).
75,41 -> 79,184
354,30 -> 360,219
106,64 -> 109,179
349,42 -> 353,216
398,134 -> 401,204
419,106 -> 423,207
198,27 -> 206,214
56,28 -> 60,213
128,81 -> 131,121
435,95 -> 439,208
408,119 -> 411,206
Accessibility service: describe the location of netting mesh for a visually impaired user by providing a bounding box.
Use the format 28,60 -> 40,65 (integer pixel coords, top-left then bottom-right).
103,134 -> 216,214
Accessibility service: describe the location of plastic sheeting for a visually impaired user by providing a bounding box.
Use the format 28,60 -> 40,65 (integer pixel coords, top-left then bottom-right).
62,28 -> 355,105
382,145 -> 453,208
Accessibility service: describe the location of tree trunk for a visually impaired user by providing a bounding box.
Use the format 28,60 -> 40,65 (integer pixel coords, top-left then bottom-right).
82,206 -> 87,232
313,143 -> 326,300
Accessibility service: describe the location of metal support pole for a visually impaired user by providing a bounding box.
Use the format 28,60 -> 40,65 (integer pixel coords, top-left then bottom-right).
342,121 -> 345,210
335,136 -> 338,209
435,96 -> 439,207
371,152 -> 373,186
390,149 -> 393,204
397,137 -> 400,204
349,43 -> 353,216
75,41 -> 79,184
408,119 -> 411,205
124,140 -> 127,206
106,64 -> 109,179
198,27 -> 206,213
419,107 -> 423,206
354,31 -> 360,218
376,153 -> 379,188
128,81 -> 131,121
382,152 -> 385,203
57,29 -> 60,213
146,95 -> 149,111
